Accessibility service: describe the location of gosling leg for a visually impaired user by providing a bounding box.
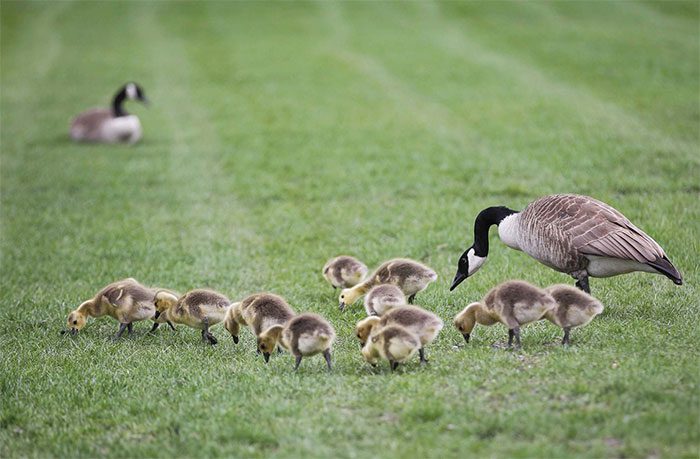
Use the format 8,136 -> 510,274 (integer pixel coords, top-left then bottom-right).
115,323 -> 128,340
167,320 -> 176,331
294,355 -> 303,371
390,361 -> 399,372
408,294 -> 416,304
562,327 -> 571,345
513,327 -> 521,348
127,323 -> 133,335
323,349 -> 332,371
508,329 -> 514,347
419,348 -> 428,364
149,322 -> 160,333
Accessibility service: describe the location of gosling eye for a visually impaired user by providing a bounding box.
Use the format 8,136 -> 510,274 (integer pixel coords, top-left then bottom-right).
73,320 -> 78,325
356,333 -> 361,338
341,294 -> 345,299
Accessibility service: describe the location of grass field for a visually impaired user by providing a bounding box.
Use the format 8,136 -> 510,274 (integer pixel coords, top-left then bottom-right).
1,1 -> 699,457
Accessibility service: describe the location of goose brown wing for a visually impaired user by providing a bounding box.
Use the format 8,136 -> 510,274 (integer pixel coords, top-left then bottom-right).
539,195 -> 666,263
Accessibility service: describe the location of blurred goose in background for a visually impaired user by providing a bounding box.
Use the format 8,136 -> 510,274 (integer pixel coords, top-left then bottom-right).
70,82 -> 148,144
450,194 -> 682,294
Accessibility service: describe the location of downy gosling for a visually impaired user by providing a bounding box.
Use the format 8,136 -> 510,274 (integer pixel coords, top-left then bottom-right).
544,284 -> 604,344
153,289 -> 231,345
364,284 -> 406,316
339,258 -> 437,310
355,305 -> 443,363
362,325 -> 422,372
453,280 -> 556,348
70,82 -> 148,144
223,293 -> 296,352
257,313 -> 336,370
323,255 -> 368,289
64,278 -> 159,339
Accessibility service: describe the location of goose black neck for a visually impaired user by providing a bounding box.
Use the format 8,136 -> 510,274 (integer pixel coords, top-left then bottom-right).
112,90 -> 128,117
472,206 -> 518,257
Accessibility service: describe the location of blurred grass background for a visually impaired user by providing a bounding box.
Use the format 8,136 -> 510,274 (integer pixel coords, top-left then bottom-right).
1,1 -> 698,457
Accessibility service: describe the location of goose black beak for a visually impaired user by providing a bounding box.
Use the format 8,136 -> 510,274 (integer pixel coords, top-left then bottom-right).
450,271 -> 468,291
263,352 -> 270,363
462,333 -> 470,343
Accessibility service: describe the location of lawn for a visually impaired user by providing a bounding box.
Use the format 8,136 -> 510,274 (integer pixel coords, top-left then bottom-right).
1,1 -> 699,457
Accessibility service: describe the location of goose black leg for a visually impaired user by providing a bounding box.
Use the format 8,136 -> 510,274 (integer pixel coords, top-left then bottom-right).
127,323 -> 133,335
562,327 -> 571,345
294,355 -> 303,371
419,348 -> 428,364
323,349 -> 332,370
167,320 -> 176,331
115,323 -> 128,340
574,275 -> 591,294
408,294 -> 416,304
150,322 -> 160,333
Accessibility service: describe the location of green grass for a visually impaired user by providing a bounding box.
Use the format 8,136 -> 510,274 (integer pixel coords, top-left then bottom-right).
1,1 -> 699,457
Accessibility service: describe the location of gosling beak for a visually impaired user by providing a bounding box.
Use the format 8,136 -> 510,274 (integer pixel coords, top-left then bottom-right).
232,335 -> 239,344
263,352 -> 270,363
339,302 -> 345,311
70,328 -> 78,336
450,271 -> 468,291
462,333 -> 470,343
154,311 -> 160,320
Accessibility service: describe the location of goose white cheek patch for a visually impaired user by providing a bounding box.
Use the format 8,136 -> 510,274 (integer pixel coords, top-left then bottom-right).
467,250 -> 486,276
126,83 -> 137,99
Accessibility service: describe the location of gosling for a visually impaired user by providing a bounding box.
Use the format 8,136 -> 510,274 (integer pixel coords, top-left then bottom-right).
153,289 -> 231,345
323,255 -> 368,289
63,278 -> 158,339
257,313 -> 336,370
339,258 -> 437,310
356,305 -> 443,363
364,284 -> 406,316
362,325 -> 422,372
453,280 -> 556,348
544,284 -> 604,345
223,293 -> 295,350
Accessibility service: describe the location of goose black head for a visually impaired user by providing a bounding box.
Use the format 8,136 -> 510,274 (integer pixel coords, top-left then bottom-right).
450,246 -> 487,291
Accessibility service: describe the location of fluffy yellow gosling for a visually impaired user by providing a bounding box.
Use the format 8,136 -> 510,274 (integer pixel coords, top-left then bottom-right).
257,313 -> 336,370
453,280 -> 556,348
339,258 -> 437,310
544,284 -> 604,344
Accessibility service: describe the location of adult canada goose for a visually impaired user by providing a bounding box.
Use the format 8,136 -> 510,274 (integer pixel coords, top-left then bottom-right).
450,194 -> 682,293
70,82 -> 148,144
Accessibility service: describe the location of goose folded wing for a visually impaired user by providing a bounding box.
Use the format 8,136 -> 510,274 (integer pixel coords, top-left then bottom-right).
568,203 -> 665,263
